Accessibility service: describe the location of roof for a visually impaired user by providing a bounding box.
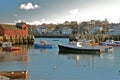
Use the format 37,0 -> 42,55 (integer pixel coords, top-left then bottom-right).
0,24 -> 20,30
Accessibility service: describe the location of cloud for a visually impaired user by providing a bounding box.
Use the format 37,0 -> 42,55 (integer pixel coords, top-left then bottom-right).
69,8 -> 79,14
32,21 -> 41,25
15,20 -> 23,23
14,19 -> 64,25
41,18 -> 45,22
20,2 -> 39,10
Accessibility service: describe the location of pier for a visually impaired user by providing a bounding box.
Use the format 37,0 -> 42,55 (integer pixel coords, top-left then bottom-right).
0,35 -> 34,46
35,34 -> 69,38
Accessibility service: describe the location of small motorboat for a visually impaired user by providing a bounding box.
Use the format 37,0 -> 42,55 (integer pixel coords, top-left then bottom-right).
2,42 -> 20,51
34,41 -> 52,49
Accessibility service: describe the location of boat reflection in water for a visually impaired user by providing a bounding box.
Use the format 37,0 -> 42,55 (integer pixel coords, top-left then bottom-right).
0,45 -> 29,63
59,51 -> 104,68
0,45 -> 30,80
39,49 -> 49,53
59,50 -> 115,69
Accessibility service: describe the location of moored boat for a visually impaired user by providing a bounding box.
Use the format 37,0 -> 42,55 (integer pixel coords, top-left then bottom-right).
58,39 -> 112,54
2,42 -> 20,51
34,41 -> 52,49
99,40 -> 120,47
58,43 -> 101,54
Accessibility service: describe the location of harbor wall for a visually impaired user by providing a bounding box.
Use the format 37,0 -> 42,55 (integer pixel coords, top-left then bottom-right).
0,35 -> 34,46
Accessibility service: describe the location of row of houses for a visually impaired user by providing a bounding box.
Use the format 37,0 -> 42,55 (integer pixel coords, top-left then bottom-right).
19,19 -> 120,37
31,25 -> 105,36
29,19 -> 109,36
1,19 -> 119,39
31,25 -> 73,35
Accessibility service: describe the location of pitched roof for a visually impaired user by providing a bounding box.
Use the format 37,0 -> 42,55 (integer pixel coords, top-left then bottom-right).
0,24 -> 20,30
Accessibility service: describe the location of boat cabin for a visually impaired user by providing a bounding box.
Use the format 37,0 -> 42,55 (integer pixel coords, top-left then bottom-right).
77,42 -> 83,47
2,42 -> 20,51
2,42 -> 12,48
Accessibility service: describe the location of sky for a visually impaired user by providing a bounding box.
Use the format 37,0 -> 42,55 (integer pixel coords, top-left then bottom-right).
0,0 -> 120,25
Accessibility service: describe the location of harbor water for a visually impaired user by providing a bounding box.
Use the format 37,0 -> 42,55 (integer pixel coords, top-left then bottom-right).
0,38 -> 120,80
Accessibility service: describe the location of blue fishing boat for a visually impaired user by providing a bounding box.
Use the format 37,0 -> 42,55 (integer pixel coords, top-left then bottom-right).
34,41 -> 52,49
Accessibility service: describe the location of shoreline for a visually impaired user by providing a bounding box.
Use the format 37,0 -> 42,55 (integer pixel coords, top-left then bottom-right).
35,34 -> 70,38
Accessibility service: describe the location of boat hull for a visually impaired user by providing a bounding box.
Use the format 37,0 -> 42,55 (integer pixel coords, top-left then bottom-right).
58,44 -> 101,54
3,47 -> 20,51
107,44 -> 120,46
34,44 -> 52,49
99,40 -> 120,47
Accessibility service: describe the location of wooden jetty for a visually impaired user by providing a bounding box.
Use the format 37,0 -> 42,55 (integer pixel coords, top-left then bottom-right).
0,70 -> 28,80
0,23 -> 35,45
0,35 -> 34,46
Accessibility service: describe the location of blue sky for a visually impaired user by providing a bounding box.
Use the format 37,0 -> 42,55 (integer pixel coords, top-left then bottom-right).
0,0 -> 120,24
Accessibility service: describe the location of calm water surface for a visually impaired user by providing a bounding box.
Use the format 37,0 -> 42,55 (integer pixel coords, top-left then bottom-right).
0,38 -> 120,80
